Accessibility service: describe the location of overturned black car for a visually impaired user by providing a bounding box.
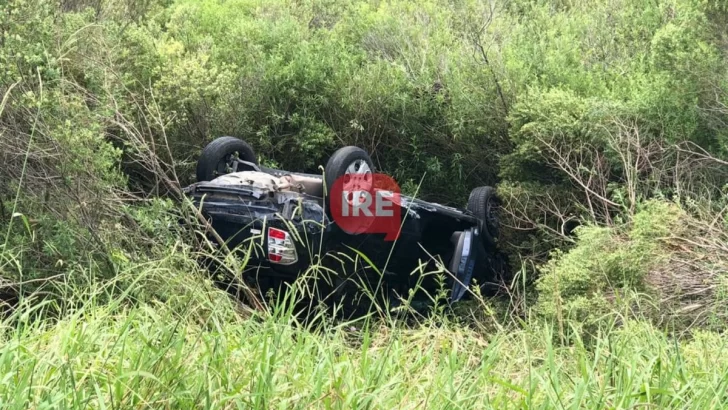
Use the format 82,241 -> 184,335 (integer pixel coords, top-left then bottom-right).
184,136 -> 508,310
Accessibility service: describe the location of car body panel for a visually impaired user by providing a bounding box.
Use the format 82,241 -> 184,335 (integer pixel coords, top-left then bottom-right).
184,170 -> 492,301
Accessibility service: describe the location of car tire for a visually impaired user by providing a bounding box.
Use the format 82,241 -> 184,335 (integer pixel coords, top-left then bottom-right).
324,146 -> 375,195
196,136 -> 257,182
324,146 -> 376,234
467,186 -> 500,247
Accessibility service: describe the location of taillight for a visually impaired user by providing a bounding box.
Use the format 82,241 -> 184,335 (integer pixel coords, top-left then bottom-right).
267,227 -> 298,265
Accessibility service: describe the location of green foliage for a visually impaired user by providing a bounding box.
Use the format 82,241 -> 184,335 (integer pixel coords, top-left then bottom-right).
499,0 -> 728,238
0,0 -> 56,85
100,0 -> 511,199
1,3 -> 728,404
11,0 -> 720,209
502,88 -> 611,184
3,276 -> 728,408
536,201 -> 685,332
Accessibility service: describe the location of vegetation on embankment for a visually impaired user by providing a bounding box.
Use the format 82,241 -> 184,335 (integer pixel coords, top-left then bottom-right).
4,270 -> 728,408
1,0 -> 728,407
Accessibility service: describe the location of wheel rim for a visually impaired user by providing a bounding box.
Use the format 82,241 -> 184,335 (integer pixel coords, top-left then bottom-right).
343,159 -> 373,205
214,152 -> 239,176
345,159 -> 372,177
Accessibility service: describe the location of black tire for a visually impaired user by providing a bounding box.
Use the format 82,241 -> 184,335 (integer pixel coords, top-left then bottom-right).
324,146 -> 375,195
324,146 -> 375,234
467,186 -> 500,247
196,136 -> 257,182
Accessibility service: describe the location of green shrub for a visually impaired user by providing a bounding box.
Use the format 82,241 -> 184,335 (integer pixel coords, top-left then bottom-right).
535,200 -> 685,335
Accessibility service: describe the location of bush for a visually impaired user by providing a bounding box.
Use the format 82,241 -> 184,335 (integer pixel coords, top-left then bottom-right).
535,199 -> 728,337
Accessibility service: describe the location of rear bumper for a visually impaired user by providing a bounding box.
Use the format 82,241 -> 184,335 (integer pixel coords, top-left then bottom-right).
184,184 -> 330,273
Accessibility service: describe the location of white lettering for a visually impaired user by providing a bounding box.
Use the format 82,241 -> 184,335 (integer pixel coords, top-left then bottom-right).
375,190 -> 394,217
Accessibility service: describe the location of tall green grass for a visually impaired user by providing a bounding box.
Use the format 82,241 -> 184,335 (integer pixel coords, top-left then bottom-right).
2,256 -> 728,409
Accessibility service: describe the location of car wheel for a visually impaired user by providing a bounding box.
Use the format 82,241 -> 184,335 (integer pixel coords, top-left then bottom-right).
196,136 -> 257,182
324,146 -> 376,234
467,186 -> 500,247
324,146 -> 375,196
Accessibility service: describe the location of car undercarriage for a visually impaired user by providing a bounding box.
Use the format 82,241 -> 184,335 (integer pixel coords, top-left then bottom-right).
184,136 -> 509,313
